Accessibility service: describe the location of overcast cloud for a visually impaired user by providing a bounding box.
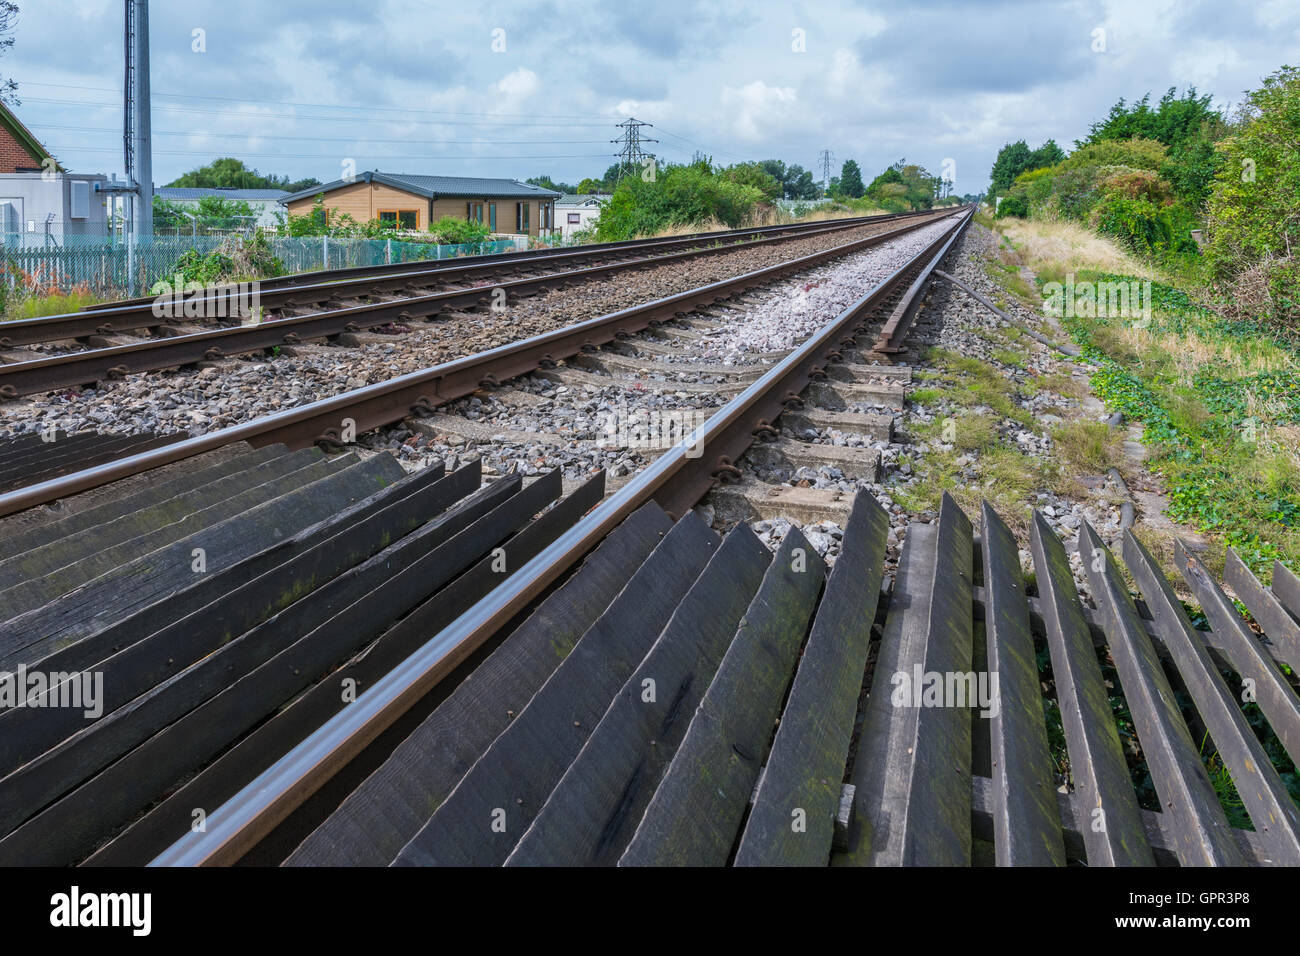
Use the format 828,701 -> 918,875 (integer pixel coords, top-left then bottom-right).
5,0 -> 1297,192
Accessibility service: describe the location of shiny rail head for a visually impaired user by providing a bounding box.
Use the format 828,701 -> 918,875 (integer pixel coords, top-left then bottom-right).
148,209 -> 972,867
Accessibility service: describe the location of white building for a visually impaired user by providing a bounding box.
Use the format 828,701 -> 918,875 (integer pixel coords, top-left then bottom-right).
0,171 -> 111,236
154,187 -> 290,230
555,193 -> 609,240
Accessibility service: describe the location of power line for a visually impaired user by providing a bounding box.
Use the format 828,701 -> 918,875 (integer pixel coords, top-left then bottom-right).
30,123 -> 613,146
23,96 -> 615,127
651,123 -> 750,163
22,81 -> 608,121
611,117 -> 658,178
817,149 -> 834,192
46,144 -> 618,161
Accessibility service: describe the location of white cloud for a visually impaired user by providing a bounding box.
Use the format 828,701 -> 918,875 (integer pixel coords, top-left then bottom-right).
719,81 -> 798,141
495,68 -> 539,100
1170,41 -> 1244,89
5,0 -> 1298,190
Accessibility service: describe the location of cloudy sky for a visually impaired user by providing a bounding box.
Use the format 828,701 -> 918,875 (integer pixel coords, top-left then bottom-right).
4,0 -> 1297,193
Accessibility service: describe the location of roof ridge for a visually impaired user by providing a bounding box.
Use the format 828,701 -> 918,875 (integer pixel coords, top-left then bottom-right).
0,101 -> 62,173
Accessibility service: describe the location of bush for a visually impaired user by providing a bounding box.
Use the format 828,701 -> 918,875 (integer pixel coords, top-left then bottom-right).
996,194 -> 1029,218
595,163 -> 767,240
1059,138 -> 1168,173
1205,66 -> 1300,324
1092,195 -> 1198,258
1046,165 -> 1102,220
427,216 -> 492,244
172,231 -> 284,284
1097,166 -> 1173,204
1012,167 -> 1060,210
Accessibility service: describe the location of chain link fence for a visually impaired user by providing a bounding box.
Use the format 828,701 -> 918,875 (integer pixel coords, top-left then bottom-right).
0,232 -> 525,297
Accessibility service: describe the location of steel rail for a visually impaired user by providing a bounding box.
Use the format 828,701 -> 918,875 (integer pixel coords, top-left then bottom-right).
872,214 -> 971,353
3,212 -> 937,349
0,209 -> 967,518
0,212 -> 954,400
0,210 -> 967,522
149,206 -> 973,866
0,213 -> 950,378
80,208 -> 933,310
0,214 -> 941,398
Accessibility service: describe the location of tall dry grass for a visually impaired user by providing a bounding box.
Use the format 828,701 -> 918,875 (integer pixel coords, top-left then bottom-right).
999,217 -> 1158,280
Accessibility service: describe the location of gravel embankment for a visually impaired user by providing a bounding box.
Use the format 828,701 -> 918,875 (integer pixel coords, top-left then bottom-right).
884,222 -> 1124,593
1,216 -> 948,441
351,216 -> 962,494
713,220 -> 1125,582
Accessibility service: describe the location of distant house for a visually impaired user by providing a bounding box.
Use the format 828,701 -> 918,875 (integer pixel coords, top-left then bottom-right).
154,187 -> 290,229
555,193 -> 610,239
0,102 -> 108,236
279,171 -> 561,237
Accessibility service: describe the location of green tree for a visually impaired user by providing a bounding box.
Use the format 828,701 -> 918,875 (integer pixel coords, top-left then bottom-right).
989,140 -> 1068,199
988,141 -> 1034,197
1205,65 -> 1300,320
867,166 -> 905,191
1076,87 -> 1227,209
195,195 -> 256,224
788,166 -> 819,199
526,175 -> 576,193
721,162 -> 781,201
758,159 -> 787,191
897,162 -> 939,209
1079,87 -> 1219,151
168,157 -> 320,193
1029,139 -> 1065,168
839,159 -> 865,198
153,195 -> 257,230
596,163 -> 766,240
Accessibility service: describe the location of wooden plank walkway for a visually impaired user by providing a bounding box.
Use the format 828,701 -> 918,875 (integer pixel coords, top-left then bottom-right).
289,487 -> 1300,867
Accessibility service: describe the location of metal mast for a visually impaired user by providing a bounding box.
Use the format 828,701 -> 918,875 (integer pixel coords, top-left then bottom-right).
817,149 -> 834,194
124,0 -> 152,236
611,118 -> 658,179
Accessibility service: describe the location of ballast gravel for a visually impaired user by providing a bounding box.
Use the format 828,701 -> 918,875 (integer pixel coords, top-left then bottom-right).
0,214 -> 949,441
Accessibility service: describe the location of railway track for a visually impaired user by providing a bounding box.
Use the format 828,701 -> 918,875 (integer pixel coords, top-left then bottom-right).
5,202 -> 1295,867
0,207 -> 966,863
0,211 -> 959,516
76,208 -> 936,313
0,210 -> 940,380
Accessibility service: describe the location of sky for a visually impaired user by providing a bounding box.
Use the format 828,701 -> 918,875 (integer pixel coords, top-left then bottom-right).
3,0 -> 1297,194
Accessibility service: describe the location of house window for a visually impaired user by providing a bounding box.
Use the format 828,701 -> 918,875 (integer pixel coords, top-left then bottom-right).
541,202 -> 553,230
467,202 -> 484,224
379,210 -> 419,229
516,202 -> 530,233
488,202 -> 497,231
567,212 -> 581,224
